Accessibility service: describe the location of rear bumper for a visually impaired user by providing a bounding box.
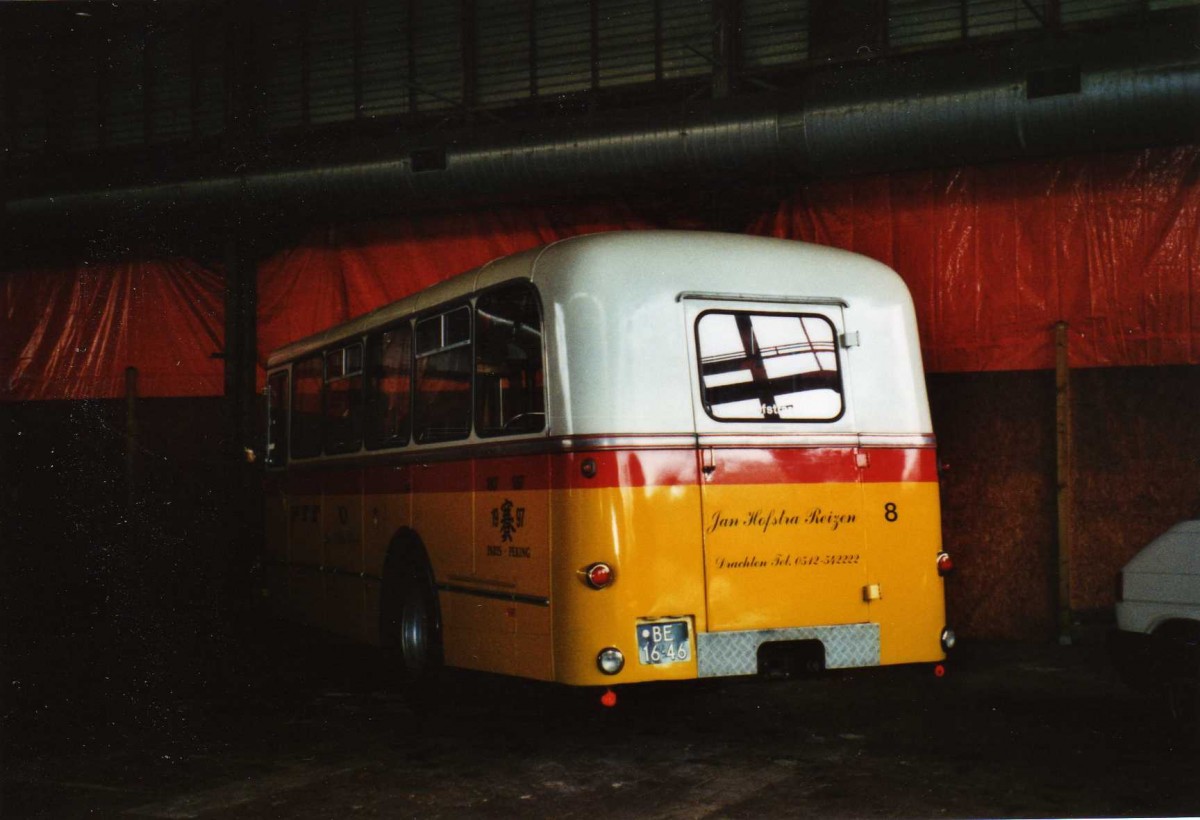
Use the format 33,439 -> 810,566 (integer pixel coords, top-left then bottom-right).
696,623 -> 880,677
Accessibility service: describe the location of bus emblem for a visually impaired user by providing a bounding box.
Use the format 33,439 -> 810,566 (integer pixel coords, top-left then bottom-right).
491,499 -> 526,542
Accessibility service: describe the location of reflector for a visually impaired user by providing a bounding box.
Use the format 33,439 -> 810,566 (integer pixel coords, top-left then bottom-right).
585,563 -> 614,589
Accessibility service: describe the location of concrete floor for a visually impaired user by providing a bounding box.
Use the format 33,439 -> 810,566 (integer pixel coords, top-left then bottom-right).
4,630 -> 1198,819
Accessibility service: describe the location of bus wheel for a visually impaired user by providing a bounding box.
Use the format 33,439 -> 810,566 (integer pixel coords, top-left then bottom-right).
382,553 -> 443,690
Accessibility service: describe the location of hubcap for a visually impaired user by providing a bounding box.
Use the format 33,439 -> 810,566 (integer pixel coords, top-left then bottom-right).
400,596 -> 428,671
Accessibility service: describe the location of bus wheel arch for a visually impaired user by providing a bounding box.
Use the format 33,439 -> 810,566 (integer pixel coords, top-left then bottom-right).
380,530 -> 444,682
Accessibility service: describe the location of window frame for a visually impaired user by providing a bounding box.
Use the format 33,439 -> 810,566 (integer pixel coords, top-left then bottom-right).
412,302 -> 475,444
274,282 -> 550,456
322,339 -> 365,455
694,308 -> 846,424
365,320 -> 415,451
473,281 -> 547,439
289,352 -> 326,458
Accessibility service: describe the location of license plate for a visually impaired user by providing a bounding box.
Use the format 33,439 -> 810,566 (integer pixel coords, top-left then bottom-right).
637,620 -> 691,665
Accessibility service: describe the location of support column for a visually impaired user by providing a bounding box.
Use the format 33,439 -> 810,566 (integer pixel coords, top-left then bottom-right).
224,235 -> 258,457
222,233 -> 260,633
712,0 -> 740,99
1055,321 -> 1073,643
125,366 -> 139,516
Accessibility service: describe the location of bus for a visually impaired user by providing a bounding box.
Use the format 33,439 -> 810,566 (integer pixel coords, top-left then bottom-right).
262,231 -> 954,695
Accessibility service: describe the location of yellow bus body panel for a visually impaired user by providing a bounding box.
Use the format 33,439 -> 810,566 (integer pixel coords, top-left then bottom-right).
550,481 -> 707,686
861,480 -> 946,665
700,482 -> 870,632
269,449 -> 946,686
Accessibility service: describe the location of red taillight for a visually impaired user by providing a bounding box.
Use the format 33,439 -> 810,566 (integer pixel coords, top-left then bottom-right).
936,552 -> 954,576
584,562 -> 614,589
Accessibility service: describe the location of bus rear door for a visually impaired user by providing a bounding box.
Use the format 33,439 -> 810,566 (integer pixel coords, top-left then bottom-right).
684,299 -> 871,637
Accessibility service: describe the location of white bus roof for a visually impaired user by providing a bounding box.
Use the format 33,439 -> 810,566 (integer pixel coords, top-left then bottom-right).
268,231 -> 932,438
268,231 -> 907,365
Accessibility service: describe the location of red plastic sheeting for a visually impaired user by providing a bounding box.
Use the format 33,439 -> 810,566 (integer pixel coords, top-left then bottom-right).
2,147 -> 1197,400
1,259 -> 224,400
753,146 -> 1200,372
256,202 -> 654,367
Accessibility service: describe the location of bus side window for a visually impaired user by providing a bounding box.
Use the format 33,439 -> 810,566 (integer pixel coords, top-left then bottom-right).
475,284 -> 545,437
366,325 -> 412,448
324,343 -> 364,454
413,306 -> 472,443
291,354 -> 324,458
266,370 -> 289,467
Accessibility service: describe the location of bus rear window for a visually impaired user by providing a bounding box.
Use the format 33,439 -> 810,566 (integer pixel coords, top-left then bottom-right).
696,311 -> 843,422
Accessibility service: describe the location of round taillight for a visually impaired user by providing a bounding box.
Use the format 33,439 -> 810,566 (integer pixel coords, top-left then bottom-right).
584,562 -> 614,589
936,552 -> 954,576
597,648 -> 625,675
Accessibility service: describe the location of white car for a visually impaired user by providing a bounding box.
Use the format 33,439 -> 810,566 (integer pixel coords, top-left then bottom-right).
1112,520 -> 1200,736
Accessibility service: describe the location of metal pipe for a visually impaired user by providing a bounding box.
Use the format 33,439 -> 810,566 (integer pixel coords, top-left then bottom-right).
5,21 -> 1198,228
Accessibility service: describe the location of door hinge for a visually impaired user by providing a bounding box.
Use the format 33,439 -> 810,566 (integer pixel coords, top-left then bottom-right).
862,583 -> 882,602
840,331 -> 861,349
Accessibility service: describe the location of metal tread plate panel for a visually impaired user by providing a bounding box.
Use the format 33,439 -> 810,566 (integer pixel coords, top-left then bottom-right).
696,623 -> 880,677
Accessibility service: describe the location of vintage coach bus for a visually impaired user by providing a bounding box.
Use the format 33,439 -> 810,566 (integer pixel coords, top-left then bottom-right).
262,231 -> 954,694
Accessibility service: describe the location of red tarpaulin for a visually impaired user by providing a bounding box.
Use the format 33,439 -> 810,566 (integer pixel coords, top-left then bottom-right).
2,146 -> 1197,400
753,146 -> 1200,372
256,202 -> 655,367
1,258 -> 224,400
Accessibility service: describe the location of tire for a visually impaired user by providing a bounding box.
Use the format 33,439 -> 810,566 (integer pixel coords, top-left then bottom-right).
381,552 -> 443,691
1164,672 -> 1199,732
1152,623 -> 1200,745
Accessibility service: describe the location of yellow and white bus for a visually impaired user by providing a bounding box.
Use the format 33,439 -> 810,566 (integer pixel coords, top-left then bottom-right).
263,231 -> 953,694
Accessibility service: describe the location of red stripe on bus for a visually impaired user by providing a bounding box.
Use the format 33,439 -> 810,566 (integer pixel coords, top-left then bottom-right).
550,449 -> 700,491
473,455 -> 552,493
282,446 -> 937,495
707,447 -> 936,485
284,468 -> 365,495
413,461 -> 474,494
704,447 -> 860,485
860,447 -> 938,483
285,470 -> 325,495
364,464 -> 412,493
324,469 -> 364,495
